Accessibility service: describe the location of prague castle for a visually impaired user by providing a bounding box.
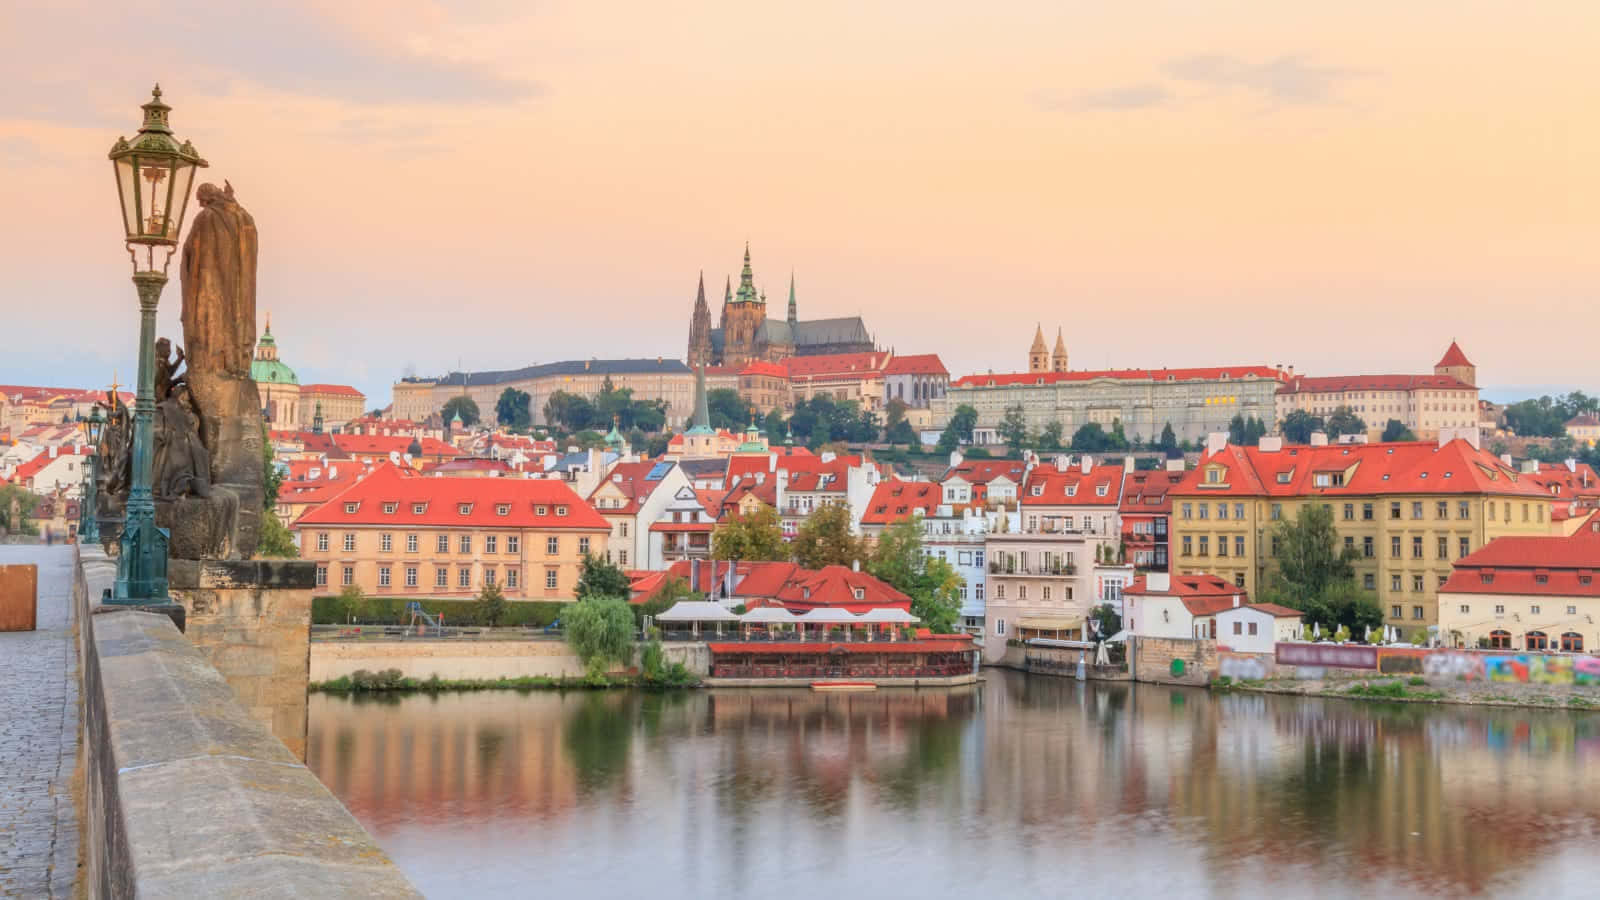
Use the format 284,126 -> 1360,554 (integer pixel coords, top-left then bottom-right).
686,245 -> 875,368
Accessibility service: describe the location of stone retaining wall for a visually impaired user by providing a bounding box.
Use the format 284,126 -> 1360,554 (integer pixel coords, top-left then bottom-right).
1132,636 -> 1217,686
76,549 -> 419,897
311,639 -> 714,682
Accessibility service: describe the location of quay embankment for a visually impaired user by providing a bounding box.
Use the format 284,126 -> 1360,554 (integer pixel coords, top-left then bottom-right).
75,548 -> 419,897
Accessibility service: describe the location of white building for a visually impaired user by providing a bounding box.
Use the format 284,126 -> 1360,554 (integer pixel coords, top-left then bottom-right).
1213,604 -> 1304,654
1123,572 -> 1248,640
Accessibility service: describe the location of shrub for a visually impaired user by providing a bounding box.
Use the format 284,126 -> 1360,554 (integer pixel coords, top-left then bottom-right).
564,595 -> 637,671
312,596 -> 564,627
1407,676 -> 1427,686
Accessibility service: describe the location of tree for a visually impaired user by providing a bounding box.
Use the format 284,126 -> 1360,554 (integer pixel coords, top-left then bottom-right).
495,388 -> 531,429
1157,422 -> 1178,455
1230,415 -> 1266,445
936,404 -> 978,454
712,505 -> 787,561
1324,406 -> 1366,439
1227,414 -> 1248,445
1382,419 -> 1418,442
1280,410 -> 1322,444
475,581 -> 509,627
1503,396 -> 1571,438
543,390 -> 594,432
707,389 -> 753,430
1088,603 -> 1122,641
1038,421 -> 1065,451
762,408 -> 787,440
576,553 -> 631,600
635,575 -> 694,627
998,404 -> 1029,457
1287,580 -> 1383,635
1270,503 -> 1358,600
867,517 -> 962,632
332,584 -> 365,623
1070,422 -> 1125,453
791,503 -> 864,569
594,377 -> 636,430
562,595 -> 636,676
441,395 -> 480,428
0,484 -> 39,536
258,513 -> 298,558
884,399 -> 916,446
261,423 -> 282,511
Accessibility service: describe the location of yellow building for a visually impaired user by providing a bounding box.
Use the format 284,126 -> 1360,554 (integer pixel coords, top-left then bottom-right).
298,384 -> 367,431
1170,436 -> 1554,629
294,463 -> 609,601
1273,342 -> 1479,440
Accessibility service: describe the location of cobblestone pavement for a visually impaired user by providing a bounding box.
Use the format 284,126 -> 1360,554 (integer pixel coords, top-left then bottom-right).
0,545 -> 81,898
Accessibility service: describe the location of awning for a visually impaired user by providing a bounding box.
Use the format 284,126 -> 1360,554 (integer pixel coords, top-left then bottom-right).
739,607 -> 799,624
1104,629 -> 1131,644
857,608 -> 919,624
1017,616 -> 1084,632
656,601 -> 740,623
795,608 -> 860,624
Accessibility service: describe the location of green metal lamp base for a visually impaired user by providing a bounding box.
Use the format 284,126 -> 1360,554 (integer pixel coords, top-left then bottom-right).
110,513 -> 170,605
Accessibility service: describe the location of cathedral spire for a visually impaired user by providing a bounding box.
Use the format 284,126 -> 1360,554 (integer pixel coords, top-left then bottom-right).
686,364 -> 713,434
687,270 -> 713,368
736,243 -> 757,303
787,271 -> 797,325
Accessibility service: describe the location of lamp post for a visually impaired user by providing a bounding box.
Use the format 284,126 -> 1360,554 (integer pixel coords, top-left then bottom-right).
107,85 -> 207,604
79,406 -> 105,544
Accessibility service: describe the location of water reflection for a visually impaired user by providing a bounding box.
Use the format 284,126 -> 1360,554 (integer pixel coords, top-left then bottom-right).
308,675 -> 1600,898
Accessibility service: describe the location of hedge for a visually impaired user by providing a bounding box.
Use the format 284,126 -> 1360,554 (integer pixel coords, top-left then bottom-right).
312,595 -> 565,627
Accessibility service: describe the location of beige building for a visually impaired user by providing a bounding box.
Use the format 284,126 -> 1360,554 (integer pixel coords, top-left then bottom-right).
298,384 -> 367,431
1274,343 -> 1480,440
294,463 -> 609,601
983,530 -> 1112,659
252,319 -> 301,429
394,358 -> 696,429
1437,514 -> 1600,652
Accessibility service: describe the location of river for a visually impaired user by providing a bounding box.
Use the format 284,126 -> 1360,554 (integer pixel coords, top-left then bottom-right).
307,672 -> 1600,898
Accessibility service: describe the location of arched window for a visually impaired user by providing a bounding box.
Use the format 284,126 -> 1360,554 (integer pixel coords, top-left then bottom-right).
1525,631 -> 1549,651
1488,629 -> 1511,649
1561,632 -> 1584,653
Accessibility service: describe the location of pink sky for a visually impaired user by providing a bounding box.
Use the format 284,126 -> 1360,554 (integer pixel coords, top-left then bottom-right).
2,1 -> 1596,405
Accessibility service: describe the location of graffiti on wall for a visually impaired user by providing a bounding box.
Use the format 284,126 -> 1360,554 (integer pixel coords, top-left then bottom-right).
1218,653 -> 1270,681
1423,650 -> 1600,684
1276,643 -> 1378,669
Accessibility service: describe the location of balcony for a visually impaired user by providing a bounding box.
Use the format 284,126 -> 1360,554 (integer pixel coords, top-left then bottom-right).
988,561 -> 1077,577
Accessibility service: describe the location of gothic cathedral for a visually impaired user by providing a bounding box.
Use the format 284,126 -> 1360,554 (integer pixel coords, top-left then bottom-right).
687,245 -> 876,368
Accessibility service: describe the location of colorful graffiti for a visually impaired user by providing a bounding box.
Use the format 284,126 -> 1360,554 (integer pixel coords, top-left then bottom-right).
1423,651 -> 1600,685
1277,643 -> 1378,669
1218,653 -> 1270,681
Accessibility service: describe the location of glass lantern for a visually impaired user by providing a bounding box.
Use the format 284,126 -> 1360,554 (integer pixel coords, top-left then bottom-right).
108,85 -> 207,274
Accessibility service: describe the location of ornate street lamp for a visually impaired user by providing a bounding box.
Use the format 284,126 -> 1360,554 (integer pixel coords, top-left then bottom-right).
79,405 -> 105,544
107,85 -> 207,604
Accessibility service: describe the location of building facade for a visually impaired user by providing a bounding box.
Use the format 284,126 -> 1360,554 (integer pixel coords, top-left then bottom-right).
687,246 -> 875,369
252,319 -> 300,429
396,358 -> 696,429
1437,513 -> 1600,652
298,384 -> 367,431
1274,343 -> 1480,440
294,463 -> 609,601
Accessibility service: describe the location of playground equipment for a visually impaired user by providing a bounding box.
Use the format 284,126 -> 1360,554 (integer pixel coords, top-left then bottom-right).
405,601 -> 445,636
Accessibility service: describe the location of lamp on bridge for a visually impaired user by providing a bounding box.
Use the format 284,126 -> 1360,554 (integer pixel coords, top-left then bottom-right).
107,85 -> 207,604
78,405 -> 105,544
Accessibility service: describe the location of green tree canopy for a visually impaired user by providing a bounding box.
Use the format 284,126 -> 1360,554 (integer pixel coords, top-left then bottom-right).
441,395 -> 480,428
1381,419 -> 1418,442
998,404 -> 1029,457
1269,503 -> 1358,600
707,388 -> 754,430
1324,406 -> 1366,439
475,580 -> 509,627
936,404 -> 979,453
543,390 -> 595,432
1069,422 -> 1127,453
1157,422 -> 1178,454
791,502 -> 864,569
562,595 -> 636,675
576,552 -> 631,600
712,505 -> 788,561
1037,421 -> 1065,452
496,388 -> 532,429
1280,410 -> 1322,444
761,408 -> 787,440
867,517 -> 962,632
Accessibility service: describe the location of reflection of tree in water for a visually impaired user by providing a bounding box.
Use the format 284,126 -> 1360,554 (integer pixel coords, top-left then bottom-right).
563,691 -> 635,793
636,689 -> 692,740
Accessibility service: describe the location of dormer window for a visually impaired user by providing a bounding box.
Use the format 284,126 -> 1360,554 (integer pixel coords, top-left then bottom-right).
458,503 -> 473,515
557,506 -> 568,516
344,502 -> 359,514
803,587 -> 811,599
853,588 -> 865,600
413,503 -> 426,515
1031,485 -> 1043,497
496,504 -> 511,516
1096,484 -> 1108,497
382,502 -> 397,514
536,505 -> 547,516
1066,485 -> 1077,497
1206,469 -> 1222,484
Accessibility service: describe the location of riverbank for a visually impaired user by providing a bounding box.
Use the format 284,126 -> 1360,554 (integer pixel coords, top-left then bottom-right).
1219,674 -> 1600,710
310,669 -> 698,693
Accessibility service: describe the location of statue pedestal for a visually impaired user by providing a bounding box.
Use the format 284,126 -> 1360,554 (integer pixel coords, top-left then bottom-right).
156,491 -> 243,560
169,558 -> 315,759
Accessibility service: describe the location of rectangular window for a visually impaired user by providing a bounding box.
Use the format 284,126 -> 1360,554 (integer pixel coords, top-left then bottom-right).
996,584 -> 1006,599
484,568 -> 496,586
315,565 -> 327,587
618,550 -> 627,565
1198,504 -> 1208,520
435,568 -> 448,588
1412,574 -> 1424,592
996,618 -> 1005,635
1270,535 -> 1280,557
1042,586 -> 1051,601
1531,604 -> 1541,615
1216,504 -> 1228,521
485,535 -> 498,554
458,568 -> 471,588
546,569 -> 558,590
1270,504 -> 1282,521
1181,503 -> 1192,519
1343,503 -> 1354,521
547,536 -> 559,555
1412,502 -> 1423,519
507,535 -> 520,554
405,566 -> 417,588
1362,503 -> 1374,521
343,533 -> 356,552
1412,536 -> 1423,559
378,566 -> 391,587
342,566 -> 353,587
437,534 -> 450,553
1412,605 -> 1423,620
316,532 -> 329,552
1391,604 -> 1402,618
620,522 -> 628,538
460,535 -> 472,554
1436,501 -> 1448,519
1458,501 -> 1470,520
1390,502 -> 1402,520
1233,621 -> 1242,635
1018,585 -> 1028,600
1218,537 -> 1229,557
1459,604 -> 1470,614
1198,536 -> 1209,556
1181,536 -> 1192,556
975,583 -> 984,601
1234,503 -> 1244,520
1391,574 -> 1402,591
1364,573 -> 1376,590
1235,536 -> 1245,557
380,533 -> 392,552
579,537 -> 590,555
1437,536 -> 1448,559
406,533 -> 418,553
1391,536 -> 1401,558
506,568 -> 518,589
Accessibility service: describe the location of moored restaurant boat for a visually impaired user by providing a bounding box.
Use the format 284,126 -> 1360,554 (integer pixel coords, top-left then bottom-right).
810,681 -> 877,692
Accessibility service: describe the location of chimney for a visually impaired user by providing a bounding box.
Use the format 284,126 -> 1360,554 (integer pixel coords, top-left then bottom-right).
691,560 -> 699,593
852,559 -> 860,572
49,445 -> 58,459
1147,572 -> 1170,592
755,472 -> 765,485
1123,456 -> 1135,473
769,451 -> 778,472
1309,431 -> 1329,447
1165,457 -> 1186,472
1500,453 -> 1514,468
1205,432 -> 1228,457
949,449 -> 963,468
1520,460 -> 1539,475
821,451 -> 836,464
1566,458 -> 1578,473
1232,594 -> 1241,608
1258,436 -> 1283,452
1080,455 -> 1092,475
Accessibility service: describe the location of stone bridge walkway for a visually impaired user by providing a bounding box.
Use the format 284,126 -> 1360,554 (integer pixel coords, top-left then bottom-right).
0,545 -> 80,897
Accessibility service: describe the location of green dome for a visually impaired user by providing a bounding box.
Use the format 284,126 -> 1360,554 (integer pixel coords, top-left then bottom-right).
251,357 -> 298,385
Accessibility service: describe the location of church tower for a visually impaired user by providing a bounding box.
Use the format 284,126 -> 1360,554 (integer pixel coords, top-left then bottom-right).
1052,328 -> 1068,372
687,271 -> 713,369
1028,324 -> 1049,373
787,272 -> 798,325
721,243 -> 768,368
1434,340 -> 1476,387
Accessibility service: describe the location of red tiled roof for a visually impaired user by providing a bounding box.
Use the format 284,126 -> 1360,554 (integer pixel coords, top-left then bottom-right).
1566,414 -> 1600,428
299,383 -> 366,398
333,433 -> 460,458
1440,520 -> 1600,598
883,354 -> 949,377
707,638 -> 975,656
777,565 -> 911,612
738,360 -> 789,379
860,481 -> 941,525
6,445 -> 91,485
588,459 -> 675,514
1527,462 -> 1600,499
1277,374 -> 1473,395
1020,462 -> 1124,507
952,366 -> 1284,389
942,459 -> 1026,485
1435,341 -> 1474,369
1246,603 -> 1304,618
1126,573 -> 1246,616
1119,469 -> 1185,514
1173,439 -> 1551,499
294,463 -> 608,529
784,352 -> 891,378
420,458 -> 515,475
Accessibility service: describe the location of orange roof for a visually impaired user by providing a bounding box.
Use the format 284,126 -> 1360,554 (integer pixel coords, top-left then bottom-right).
738,360 -> 789,379
1119,469 -> 1185,514
294,462 -> 608,530
860,481 -> 941,525
1173,439 -> 1551,499
942,459 -> 1026,484
1440,516 -> 1600,597
333,433 -> 460,458
1021,462 -> 1124,507
1245,603 -> 1304,618
883,354 -> 948,377
952,365 -> 1283,389
1126,573 -> 1246,617
1435,341 -> 1474,368
1277,374 -> 1473,395
6,445 -> 91,485
299,383 -> 366,398
784,352 -> 891,379
1528,462 -> 1600,500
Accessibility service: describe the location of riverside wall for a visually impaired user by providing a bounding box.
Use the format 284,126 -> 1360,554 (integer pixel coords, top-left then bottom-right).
309,638 -> 714,682
1132,636 -> 1218,686
76,548 -> 419,897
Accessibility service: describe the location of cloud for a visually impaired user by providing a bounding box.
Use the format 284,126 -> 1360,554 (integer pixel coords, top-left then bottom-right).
1162,54 -> 1369,106
1048,83 -> 1176,112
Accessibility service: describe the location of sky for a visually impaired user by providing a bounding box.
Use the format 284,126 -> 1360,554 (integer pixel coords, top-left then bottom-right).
1,1 -> 1596,407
